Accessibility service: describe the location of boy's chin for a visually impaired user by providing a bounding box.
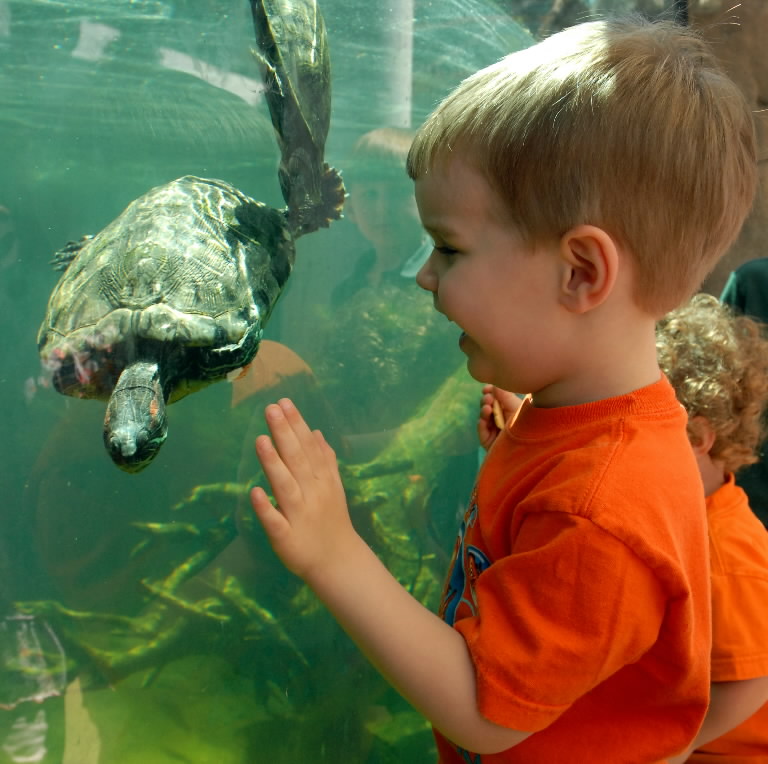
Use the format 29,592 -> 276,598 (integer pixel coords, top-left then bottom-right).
463,358 -> 495,386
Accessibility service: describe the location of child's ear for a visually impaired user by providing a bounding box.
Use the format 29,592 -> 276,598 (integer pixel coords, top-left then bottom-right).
556,225 -> 618,314
688,415 -> 716,456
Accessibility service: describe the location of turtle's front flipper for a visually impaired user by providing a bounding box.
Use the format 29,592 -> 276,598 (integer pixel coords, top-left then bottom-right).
249,0 -> 345,237
103,361 -> 168,473
51,235 -> 94,272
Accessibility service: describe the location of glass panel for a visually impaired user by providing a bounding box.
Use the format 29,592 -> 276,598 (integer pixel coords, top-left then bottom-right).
1,1 -> 762,762
0,2 -> 531,761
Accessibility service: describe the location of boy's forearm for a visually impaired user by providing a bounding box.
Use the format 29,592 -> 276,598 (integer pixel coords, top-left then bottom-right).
305,532 -> 531,754
667,676 -> 768,763
251,399 -> 529,753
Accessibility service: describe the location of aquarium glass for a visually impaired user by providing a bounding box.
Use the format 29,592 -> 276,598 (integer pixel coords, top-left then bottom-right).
0,1 -> 684,761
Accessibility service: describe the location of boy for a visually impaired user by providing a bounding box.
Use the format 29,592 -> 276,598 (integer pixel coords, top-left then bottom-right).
656,295 -> 768,762
249,17 -> 756,762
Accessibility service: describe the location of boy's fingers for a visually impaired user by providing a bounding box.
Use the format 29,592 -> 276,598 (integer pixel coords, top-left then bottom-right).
492,399 -> 506,430
250,485 -> 291,542
315,431 -> 345,490
250,484 -> 274,518
279,399 -> 326,460
254,433 -> 304,510
263,403 -> 314,479
267,400 -> 325,478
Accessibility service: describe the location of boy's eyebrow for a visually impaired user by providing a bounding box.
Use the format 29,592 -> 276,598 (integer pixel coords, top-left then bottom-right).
421,221 -> 459,238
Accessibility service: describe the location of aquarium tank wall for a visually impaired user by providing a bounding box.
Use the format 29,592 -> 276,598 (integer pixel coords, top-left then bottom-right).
0,1 -> 765,761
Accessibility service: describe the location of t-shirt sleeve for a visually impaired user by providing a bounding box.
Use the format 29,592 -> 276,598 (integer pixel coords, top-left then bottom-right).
454,511 -> 667,732
710,571 -> 768,681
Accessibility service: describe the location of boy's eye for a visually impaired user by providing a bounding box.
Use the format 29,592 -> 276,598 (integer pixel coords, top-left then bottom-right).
435,245 -> 459,257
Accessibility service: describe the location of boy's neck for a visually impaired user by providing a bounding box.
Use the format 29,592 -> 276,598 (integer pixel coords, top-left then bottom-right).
531,312 -> 661,408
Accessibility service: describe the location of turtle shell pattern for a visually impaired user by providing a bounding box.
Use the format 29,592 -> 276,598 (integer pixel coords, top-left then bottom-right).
38,175 -> 295,405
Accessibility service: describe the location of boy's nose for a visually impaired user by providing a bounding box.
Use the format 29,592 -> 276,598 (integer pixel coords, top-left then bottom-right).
415,251 -> 437,292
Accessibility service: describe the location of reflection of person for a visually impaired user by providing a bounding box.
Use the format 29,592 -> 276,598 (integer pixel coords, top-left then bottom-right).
720,257 -> 768,527
332,127 -> 428,305
248,17 -> 756,762
309,127 -> 473,484
655,295 -> 768,763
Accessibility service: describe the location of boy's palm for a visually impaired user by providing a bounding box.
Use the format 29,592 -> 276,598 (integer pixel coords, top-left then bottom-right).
250,398 -> 357,581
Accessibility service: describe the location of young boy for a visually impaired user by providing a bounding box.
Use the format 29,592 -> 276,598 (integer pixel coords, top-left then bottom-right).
655,295 -> 768,763
249,17 -> 757,762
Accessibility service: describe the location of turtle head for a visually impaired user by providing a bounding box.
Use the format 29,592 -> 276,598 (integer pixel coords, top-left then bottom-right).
103,361 -> 168,473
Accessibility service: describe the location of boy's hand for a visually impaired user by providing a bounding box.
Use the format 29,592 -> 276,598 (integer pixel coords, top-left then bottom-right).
477,384 -> 524,451
250,398 -> 358,582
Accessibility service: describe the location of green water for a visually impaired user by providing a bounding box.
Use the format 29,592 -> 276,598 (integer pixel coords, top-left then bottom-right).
0,1 -> 644,761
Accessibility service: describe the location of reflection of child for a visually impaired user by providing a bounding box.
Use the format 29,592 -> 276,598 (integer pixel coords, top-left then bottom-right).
332,127 -> 428,305
313,126 -> 468,465
655,295 -> 768,763
249,18 -> 756,762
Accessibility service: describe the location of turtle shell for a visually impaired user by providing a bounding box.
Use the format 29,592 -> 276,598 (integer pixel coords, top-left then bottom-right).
37,175 -> 295,405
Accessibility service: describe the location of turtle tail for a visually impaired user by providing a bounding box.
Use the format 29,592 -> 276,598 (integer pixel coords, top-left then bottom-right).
103,361 -> 168,473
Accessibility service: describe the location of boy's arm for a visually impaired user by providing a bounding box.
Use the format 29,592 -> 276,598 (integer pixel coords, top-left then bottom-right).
668,676 -> 768,764
250,398 -> 532,754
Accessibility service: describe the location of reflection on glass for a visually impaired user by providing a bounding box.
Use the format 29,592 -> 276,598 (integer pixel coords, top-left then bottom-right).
0,615 -> 66,711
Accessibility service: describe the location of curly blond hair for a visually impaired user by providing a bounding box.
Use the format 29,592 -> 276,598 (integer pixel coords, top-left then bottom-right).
656,294 -> 768,473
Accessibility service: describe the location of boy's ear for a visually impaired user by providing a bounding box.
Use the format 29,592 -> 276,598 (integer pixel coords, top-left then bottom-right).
556,225 -> 619,314
688,415 -> 716,456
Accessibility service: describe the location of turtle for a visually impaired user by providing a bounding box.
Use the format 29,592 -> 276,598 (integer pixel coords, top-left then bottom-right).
37,0 -> 344,473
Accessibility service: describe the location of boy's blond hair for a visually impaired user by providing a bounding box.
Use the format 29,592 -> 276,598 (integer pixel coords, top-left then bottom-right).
656,294 -> 768,474
406,18 -> 757,316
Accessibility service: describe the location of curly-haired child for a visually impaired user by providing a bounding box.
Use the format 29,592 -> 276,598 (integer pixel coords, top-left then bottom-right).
656,294 -> 768,762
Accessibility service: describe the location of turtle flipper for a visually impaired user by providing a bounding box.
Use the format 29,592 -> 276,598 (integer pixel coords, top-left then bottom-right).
249,0 -> 345,238
51,235 -> 93,272
317,162 -> 345,229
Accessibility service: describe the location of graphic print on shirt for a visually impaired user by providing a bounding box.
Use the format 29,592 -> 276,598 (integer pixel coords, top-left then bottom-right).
439,491 -> 491,626
438,491 -> 492,762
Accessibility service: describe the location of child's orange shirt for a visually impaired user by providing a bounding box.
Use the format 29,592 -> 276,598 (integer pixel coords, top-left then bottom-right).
434,377 -> 711,763
688,474 -> 768,763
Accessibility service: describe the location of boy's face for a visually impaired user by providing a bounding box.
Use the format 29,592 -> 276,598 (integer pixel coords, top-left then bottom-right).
414,157 -> 566,395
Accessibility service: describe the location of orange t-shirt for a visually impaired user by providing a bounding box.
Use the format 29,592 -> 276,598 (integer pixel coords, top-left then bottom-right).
434,377 -> 711,763
687,475 -> 768,763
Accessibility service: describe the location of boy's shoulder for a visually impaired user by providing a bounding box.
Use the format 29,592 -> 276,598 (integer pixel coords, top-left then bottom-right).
482,377 -> 704,575
505,376 -> 688,458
